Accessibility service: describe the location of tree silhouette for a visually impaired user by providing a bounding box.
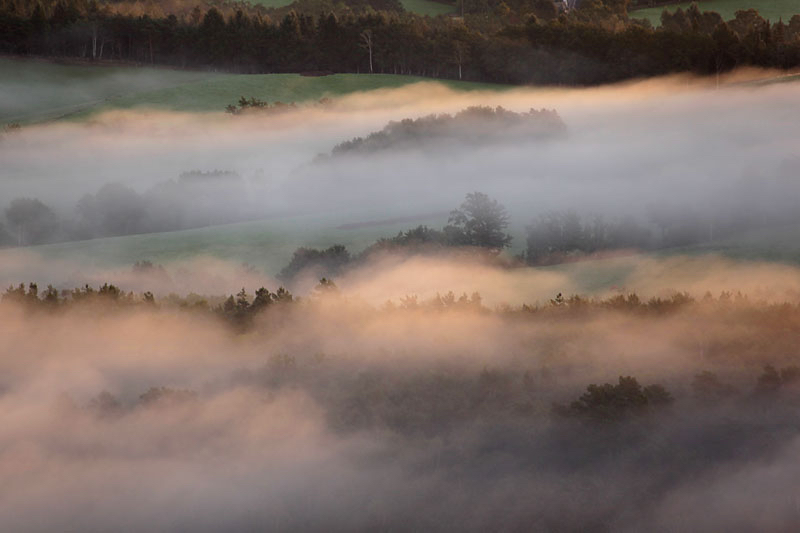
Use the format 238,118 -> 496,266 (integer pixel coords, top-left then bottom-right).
444,192 -> 512,250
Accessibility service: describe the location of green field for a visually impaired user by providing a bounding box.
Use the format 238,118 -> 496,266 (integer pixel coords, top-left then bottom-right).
246,0 -> 456,16
400,0 -> 456,16
13,210 -> 451,277
0,57 -> 502,124
0,58 -> 224,124
631,0 -> 800,26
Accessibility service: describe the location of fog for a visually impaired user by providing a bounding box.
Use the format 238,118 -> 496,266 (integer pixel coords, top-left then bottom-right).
3,263 -> 800,531
4,69 -> 800,531
2,72 -> 800,242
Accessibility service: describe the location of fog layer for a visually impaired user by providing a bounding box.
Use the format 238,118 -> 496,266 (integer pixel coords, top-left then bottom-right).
2,73 -> 799,238
3,271 -> 800,531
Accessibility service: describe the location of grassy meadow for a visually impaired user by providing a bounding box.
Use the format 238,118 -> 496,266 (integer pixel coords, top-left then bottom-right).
14,210 -> 451,277
0,57 -> 503,124
246,0 -> 457,15
400,0 -> 456,16
631,0 -> 800,26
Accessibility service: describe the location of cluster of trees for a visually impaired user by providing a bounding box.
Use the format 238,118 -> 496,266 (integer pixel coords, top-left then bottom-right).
0,171 -> 262,246
327,106 -> 566,156
224,96 -> 298,114
278,191 -> 514,283
525,211 -> 652,265
1,279 -> 297,328
87,386 -> 199,419
278,244 -> 352,282
216,285 -> 295,326
279,188 -> 800,281
1,1 -> 799,85
555,376 -> 673,422
2,281 -> 154,306
0,197 -> 59,246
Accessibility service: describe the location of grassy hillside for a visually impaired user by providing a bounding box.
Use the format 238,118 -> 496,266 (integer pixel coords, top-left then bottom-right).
14,210 -> 451,277
0,57 -> 223,124
0,57 -> 502,124
80,72 -> 501,117
661,222 -> 800,264
631,0 -> 800,26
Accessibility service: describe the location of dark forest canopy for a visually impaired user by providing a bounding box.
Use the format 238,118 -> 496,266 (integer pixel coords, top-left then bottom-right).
1,0 -> 799,85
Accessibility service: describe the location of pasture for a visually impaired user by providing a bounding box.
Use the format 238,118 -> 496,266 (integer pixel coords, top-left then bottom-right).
246,0 -> 457,16
11,210 -> 452,278
0,57 -> 502,124
631,0 -> 799,26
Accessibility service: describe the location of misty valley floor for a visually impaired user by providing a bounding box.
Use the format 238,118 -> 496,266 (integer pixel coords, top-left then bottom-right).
4,59 -> 800,531
3,291 -> 800,531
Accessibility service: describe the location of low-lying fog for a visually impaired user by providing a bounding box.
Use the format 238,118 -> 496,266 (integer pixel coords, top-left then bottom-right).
3,69 -> 800,532
3,272 -> 800,531
2,71 -> 799,235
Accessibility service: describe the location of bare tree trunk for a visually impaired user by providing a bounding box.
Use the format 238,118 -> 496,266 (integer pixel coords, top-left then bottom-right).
360,30 -> 373,74
92,23 -> 97,59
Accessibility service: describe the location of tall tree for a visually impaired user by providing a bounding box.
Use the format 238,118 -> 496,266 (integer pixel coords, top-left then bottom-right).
445,192 -> 512,250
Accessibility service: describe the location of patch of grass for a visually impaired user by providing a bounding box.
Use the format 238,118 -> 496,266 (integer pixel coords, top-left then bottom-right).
660,222 -> 800,264
631,0 -> 800,26
0,57 -> 223,124
400,0 -> 456,16
246,0 -> 456,15
20,210 -> 451,276
0,58 -> 505,123
81,72 -> 503,116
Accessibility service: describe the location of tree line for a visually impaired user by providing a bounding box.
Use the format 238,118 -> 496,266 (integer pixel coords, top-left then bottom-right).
1,0 -> 799,85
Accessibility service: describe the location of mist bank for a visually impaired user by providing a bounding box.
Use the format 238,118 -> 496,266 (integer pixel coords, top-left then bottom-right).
3,261 -> 800,531
2,73 -> 800,258
4,246 -> 800,305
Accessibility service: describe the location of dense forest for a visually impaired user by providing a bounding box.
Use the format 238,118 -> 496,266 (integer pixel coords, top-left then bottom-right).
1,0 -> 799,84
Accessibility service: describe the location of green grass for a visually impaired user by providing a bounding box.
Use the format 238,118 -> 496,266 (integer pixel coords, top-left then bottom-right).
19,210 -> 451,276
0,57 -> 503,124
82,72 -> 502,116
0,58 -> 224,124
659,222 -> 800,264
246,0 -> 456,16
631,0 -> 800,26
400,0 -> 456,16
